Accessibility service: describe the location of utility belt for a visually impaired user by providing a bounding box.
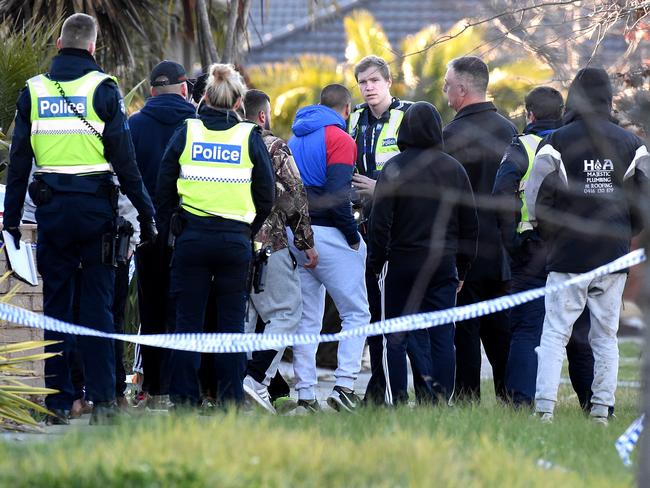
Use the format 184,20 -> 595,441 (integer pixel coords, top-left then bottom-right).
29,175 -> 119,209
29,177 -> 132,267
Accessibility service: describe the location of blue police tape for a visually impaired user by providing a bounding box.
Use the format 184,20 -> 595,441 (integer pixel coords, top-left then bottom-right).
0,248 -> 645,354
616,414 -> 645,466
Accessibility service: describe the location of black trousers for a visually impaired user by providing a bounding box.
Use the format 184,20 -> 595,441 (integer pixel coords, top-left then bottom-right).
136,240 -> 173,395
71,260 -> 130,400
454,279 -> 511,402
168,224 -> 251,405
37,193 -> 116,410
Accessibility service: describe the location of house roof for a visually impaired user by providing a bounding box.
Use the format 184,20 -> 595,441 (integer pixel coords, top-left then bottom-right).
245,0 -> 490,65
244,0 -> 642,70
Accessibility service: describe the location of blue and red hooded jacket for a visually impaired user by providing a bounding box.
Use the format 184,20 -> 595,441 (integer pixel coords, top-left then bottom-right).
288,105 -> 359,246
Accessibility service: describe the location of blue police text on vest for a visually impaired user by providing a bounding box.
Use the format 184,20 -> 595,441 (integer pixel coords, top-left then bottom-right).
38,97 -> 87,117
191,142 -> 242,164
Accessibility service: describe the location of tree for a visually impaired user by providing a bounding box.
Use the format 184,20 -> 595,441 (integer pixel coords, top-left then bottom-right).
249,11 -> 554,136
247,54 -> 343,138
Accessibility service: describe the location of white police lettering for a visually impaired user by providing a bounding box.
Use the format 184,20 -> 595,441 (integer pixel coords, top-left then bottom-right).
38,96 -> 87,118
583,158 -> 615,194
191,142 -> 242,164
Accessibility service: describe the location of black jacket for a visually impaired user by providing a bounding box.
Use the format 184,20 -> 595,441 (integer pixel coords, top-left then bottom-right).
492,119 -> 560,278
129,94 -> 196,204
368,102 -> 478,279
156,105 -> 275,236
526,67 -> 649,273
443,101 -> 517,282
4,48 -> 155,227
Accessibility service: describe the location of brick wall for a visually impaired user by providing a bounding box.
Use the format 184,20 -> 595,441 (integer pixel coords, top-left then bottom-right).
1,224 -> 45,387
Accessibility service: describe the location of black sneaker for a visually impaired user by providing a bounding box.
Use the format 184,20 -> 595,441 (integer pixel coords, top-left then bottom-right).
296,399 -> 321,413
45,408 -> 70,426
89,401 -> 119,425
327,386 -> 360,412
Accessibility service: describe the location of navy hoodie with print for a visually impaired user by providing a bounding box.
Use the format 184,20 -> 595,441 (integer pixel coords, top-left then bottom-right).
526,67 -> 649,273
129,94 -> 196,203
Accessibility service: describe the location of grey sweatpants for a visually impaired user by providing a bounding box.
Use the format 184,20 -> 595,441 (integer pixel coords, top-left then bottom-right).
245,247 -> 303,385
535,272 -> 626,416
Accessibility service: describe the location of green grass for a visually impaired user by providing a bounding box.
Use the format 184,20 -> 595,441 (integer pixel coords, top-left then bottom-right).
0,384 -> 640,487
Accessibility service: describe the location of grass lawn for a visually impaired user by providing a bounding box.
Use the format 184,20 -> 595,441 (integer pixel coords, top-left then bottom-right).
0,343 -> 642,487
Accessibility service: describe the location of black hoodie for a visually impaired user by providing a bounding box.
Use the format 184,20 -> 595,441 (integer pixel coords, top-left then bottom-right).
526,67 -> 650,273
368,102 -> 479,279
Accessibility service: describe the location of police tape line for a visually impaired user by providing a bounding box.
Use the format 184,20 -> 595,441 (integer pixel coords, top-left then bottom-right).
0,248 -> 645,353
616,414 -> 644,466
1,248 -> 646,463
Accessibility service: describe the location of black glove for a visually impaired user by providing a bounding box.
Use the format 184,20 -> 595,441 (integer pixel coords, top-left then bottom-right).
138,216 -> 158,247
5,227 -> 21,249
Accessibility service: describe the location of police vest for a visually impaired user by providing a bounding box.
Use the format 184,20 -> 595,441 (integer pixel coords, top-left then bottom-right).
27,71 -> 116,175
348,107 -> 405,171
517,133 -> 543,233
178,119 -> 256,224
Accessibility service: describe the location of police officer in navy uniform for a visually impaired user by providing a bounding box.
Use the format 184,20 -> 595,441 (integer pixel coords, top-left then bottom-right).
156,63 -> 274,407
3,13 -> 157,424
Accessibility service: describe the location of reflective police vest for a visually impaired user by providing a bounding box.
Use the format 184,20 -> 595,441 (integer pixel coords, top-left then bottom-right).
348,106 -> 405,171
177,119 -> 256,224
517,133 -> 543,233
27,71 -> 116,175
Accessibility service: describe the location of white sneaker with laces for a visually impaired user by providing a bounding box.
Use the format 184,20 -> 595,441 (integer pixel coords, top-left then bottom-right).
243,376 -> 276,414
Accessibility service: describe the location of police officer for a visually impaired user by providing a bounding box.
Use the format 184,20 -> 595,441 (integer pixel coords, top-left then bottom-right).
3,13 -> 157,424
156,63 -> 274,407
492,86 -> 605,411
348,55 -> 435,405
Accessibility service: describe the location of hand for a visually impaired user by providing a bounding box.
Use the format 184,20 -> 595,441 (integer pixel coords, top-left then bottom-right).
303,247 -> 319,269
350,242 -> 360,251
457,280 -> 464,293
352,174 -> 376,198
138,216 -> 158,247
6,227 -> 21,249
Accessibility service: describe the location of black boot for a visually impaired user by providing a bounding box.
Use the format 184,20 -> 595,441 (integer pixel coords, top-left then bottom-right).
89,400 -> 119,425
45,408 -> 70,426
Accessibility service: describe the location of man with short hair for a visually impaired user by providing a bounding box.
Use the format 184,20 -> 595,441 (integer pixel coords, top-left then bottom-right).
443,56 -> 517,402
347,55 -> 435,405
493,86 -> 597,408
3,13 -> 156,424
527,67 -> 649,423
128,60 -> 196,408
288,84 -> 370,412
241,89 -> 318,414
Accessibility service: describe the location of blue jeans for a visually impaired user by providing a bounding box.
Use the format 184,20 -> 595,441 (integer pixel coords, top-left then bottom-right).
168,220 -> 251,406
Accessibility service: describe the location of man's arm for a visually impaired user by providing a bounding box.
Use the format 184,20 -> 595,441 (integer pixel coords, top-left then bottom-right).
272,141 -> 315,251
456,165 -> 479,281
95,80 -> 154,219
249,129 -> 275,237
155,126 -> 185,231
324,126 -> 359,247
3,89 -> 34,230
368,170 -> 395,274
492,140 -> 527,256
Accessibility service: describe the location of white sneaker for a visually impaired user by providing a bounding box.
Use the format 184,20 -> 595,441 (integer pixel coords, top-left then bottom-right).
243,376 -> 276,414
590,415 -> 609,426
532,411 -> 554,424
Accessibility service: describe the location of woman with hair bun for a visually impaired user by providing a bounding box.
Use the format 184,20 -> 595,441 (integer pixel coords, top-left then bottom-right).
156,63 -> 275,408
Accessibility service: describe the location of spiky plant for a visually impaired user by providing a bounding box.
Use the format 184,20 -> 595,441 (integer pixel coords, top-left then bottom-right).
0,265 -> 59,430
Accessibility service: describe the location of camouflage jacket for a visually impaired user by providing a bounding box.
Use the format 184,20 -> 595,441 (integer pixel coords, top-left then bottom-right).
254,131 -> 314,252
